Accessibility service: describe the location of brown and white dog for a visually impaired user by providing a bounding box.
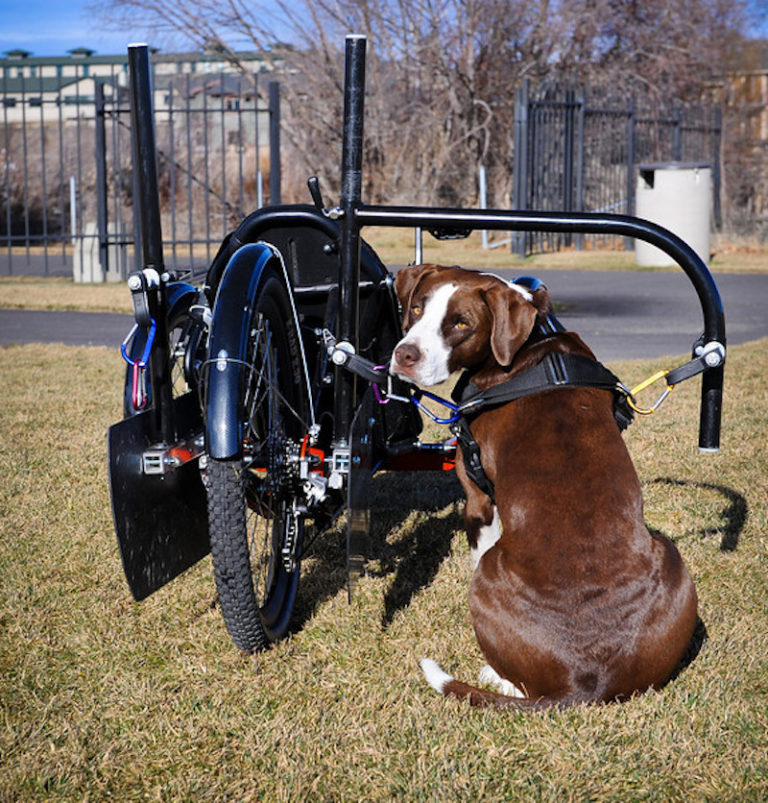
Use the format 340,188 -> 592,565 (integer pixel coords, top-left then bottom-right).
390,263 -> 698,710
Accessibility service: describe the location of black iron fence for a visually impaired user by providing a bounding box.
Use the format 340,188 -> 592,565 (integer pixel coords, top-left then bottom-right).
2,67 -> 721,276
1,67 -> 280,277
512,81 -> 722,255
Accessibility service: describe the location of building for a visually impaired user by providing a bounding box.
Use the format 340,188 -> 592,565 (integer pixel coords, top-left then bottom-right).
1,46 -> 270,123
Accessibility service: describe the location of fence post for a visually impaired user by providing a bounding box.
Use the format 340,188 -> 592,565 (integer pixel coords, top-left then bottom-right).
673,107 -> 682,161
574,89 -> 586,250
625,98 -> 636,251
95,81 -> 109,281
512,78 -> 529,257
269,81 -> 281,205
712,106 -> 722,231
563,88 -> 577,248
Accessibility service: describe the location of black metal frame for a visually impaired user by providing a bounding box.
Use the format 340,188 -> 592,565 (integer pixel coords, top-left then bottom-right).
110,37 -> 725,609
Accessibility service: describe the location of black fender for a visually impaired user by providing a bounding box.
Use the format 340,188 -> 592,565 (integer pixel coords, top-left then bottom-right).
123,280 -> 199,417
205,242 -> 307,460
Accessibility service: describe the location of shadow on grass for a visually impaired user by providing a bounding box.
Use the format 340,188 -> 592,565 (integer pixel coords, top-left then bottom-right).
645,476 -> 747,682
667,615 -> 709,685
291,469 -> 464,637
649,477 -> 748,551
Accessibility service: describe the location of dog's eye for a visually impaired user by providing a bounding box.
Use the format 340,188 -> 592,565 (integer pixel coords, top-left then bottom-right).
454,319 -> 469,330
410,304 -> 422,317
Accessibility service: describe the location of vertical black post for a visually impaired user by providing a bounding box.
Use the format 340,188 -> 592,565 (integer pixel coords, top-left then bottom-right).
334,34 -> 366,447
699,364 -> 723,452
128,44 -> 173,443
625,98 -> 636,251
574,88 -> 585,251
129,46 -> 164,272
563,89 -> 576,247
512,79 -> 529,257
712,106 -> 722,231
95,81 -> 109,280
268,81 -> 281,205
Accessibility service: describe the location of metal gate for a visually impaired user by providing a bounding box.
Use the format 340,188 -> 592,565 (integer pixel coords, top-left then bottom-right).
2,67 -> 280,278
512,80 -> 722,256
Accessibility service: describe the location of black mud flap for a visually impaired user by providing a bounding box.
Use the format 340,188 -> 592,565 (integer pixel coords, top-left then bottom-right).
108,392 -> 209,601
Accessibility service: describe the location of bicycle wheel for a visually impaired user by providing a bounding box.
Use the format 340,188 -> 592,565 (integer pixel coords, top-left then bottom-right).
206,270 -> 309,652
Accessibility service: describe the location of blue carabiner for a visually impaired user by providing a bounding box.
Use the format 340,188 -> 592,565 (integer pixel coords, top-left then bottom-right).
120,317 -> 157,368
411,388 -> 461,425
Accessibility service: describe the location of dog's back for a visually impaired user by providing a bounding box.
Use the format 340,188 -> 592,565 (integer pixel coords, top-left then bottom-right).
467,381 -> 698,706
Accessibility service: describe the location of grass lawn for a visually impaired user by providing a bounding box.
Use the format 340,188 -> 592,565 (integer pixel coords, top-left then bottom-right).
1,336 -> 767,800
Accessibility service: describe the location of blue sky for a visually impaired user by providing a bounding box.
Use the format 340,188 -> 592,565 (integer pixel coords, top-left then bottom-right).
0,0 -> 158,57
2,0 -> 767,59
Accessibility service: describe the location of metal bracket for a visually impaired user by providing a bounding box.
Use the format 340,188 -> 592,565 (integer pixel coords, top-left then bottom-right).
142,433 -> 205,475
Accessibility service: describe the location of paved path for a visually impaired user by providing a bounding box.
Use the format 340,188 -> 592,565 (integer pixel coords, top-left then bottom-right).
1,270 -> 766,362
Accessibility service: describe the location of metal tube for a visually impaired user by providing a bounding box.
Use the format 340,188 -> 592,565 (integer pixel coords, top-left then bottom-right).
128,45 -> 164,272
128,44 -> 174,443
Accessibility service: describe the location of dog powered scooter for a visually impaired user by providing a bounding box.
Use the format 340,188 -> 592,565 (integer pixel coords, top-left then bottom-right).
108,36 -> 726,653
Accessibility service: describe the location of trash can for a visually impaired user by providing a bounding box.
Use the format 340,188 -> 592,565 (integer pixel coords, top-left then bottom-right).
635,162 -> 711,267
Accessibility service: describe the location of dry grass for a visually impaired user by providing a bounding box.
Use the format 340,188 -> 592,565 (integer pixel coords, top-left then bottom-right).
0,276 -> 133,314
1,338 -> 767,801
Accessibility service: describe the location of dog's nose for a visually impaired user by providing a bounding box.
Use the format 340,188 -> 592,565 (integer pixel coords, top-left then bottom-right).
394,342 -> 421,368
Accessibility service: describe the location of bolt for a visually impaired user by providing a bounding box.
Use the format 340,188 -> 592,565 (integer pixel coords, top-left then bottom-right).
705,351 -> 721,367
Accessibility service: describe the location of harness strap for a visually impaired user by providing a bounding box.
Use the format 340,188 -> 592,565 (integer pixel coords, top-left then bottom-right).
450,352 -> 633,502
450,417 -> 496,500
453,353 -> 627,412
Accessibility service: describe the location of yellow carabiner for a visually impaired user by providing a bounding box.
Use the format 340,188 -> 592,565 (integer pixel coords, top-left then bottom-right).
627,370 -> 674,415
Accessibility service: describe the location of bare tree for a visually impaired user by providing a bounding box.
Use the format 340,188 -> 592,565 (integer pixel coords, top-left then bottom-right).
99,0 -> 756,211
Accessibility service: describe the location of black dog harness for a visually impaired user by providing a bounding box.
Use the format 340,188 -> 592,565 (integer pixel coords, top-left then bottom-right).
449,351 -> 635,503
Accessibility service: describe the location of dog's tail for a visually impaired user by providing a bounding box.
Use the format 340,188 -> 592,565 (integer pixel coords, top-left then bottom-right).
419,658 -> 576,711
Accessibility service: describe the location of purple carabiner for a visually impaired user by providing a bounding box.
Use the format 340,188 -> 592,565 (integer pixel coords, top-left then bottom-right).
372,365 -> 390,405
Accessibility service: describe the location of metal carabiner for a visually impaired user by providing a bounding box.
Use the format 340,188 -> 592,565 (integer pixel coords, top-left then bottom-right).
411,388 -> 461,425
627,370 -> 674,415
372,367 -> 412,407
121,318 -> 157,411
120,317 -> 157,369
131,361 -> 149,410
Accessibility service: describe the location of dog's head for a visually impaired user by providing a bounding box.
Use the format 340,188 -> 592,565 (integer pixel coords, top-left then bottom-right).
389,263 -> 551,386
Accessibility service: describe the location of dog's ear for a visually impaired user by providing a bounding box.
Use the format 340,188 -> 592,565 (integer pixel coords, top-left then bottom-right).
483,284 -> 537,366
393,263 -> 446,330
